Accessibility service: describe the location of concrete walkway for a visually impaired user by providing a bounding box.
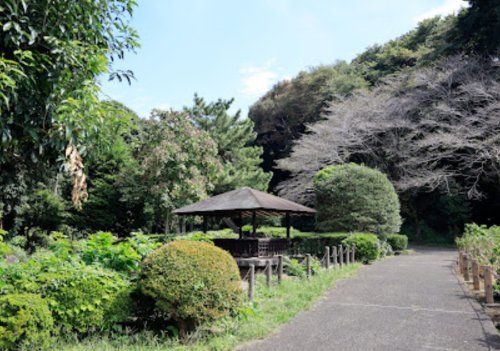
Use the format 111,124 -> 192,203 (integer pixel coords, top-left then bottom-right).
240,248 -> 500,351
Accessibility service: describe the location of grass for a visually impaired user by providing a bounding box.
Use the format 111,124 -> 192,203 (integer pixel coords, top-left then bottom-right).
56,263 -> 361,351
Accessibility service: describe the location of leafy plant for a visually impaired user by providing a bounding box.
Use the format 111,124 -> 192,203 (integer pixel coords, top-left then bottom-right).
342,233 -> 380,263
0,293 -> 55,350
386,234 -> 408,252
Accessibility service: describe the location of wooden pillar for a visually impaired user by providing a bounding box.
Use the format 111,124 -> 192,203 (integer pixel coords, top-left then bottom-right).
472,259 -> 480,290
266,260 -> 272,287
351,245 -> 356,262
339,245 -> 344,266
306,254 -> 311,279
252,210 -> 257,237
238,213 -> 243,239
484,265 -> 494,304
285,212 -> 291,240
463,254 -> 470,281
248,264 -> 255,301
332,246 -> 338,266
325,246 -> 331,269
346,246 -> 350,265
277,255 -> 283,284
203,216 -> 208,233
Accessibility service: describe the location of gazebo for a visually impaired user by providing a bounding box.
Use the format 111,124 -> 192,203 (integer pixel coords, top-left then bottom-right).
173,187 -> 315,260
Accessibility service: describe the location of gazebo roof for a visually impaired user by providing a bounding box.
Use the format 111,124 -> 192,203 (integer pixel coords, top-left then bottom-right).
173,187 -> 316,217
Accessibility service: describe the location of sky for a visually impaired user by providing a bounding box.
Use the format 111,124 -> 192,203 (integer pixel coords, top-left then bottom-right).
100,0 -> 468,118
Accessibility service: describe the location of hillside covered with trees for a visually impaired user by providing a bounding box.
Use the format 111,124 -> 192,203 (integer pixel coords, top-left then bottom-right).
249,0 -> 499,242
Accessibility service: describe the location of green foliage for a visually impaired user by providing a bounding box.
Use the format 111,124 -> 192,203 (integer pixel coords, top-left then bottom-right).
82,232 -> 139,272
456,223 -> 500,271
0,293 -> 55,350
140,240 -> 243,333
386,234 -> 408,252
314,164 -> 401,234
284,256 -> 321,278
342,233 -> 380,263
186,95 -> 271,193
17,189 -> 66,232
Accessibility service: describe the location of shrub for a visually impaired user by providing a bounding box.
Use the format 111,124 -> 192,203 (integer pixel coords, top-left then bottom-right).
342,233 -> 379,263
284,256 -> 322,277
1,253 -> 133,333
288,233 -> 349,256
38,263 -> 133,333
313,163 -> 401,234
386,234 -> 408,251
0,293 -> 55,350
140,240 -> 243,335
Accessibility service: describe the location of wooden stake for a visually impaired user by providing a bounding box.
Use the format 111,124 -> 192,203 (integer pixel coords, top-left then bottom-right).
248,264 -> 255,301
472,259 -> 480,290
346,246 -> 350,265
277,255 -> 283,284
339,245 -> 344,266
484,265 -> 494,304
266,260 -> 272,287
332,246 -> 338,266
306,254 -> 311,279
463,254 -> 470,281
351,245 -> 356,262
325,246 -> 330,269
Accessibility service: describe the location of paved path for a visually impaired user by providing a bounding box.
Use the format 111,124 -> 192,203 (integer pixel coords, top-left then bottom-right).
240,248 -> 500,351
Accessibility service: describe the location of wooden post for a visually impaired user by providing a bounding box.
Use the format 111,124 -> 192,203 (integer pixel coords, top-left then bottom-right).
277,255 -> 283,284
182,218 -> 186,235
248,264 -> 255,301
266,260 -> 272,287
463,254 -> 470,281
238,213 -> 243,239
306,254 -> 311,279
472,259 -> 480,290
484,265 -> 494,304
351,245 -> 356,262
339,245 -> 344,266
346,246 -> 350,265
459,252 -> 465,275
252,210 -> 257,237
325,246 -> 330,269
332,246 -> 338,266
285,212 -> 291,240
203,216 -> 208,233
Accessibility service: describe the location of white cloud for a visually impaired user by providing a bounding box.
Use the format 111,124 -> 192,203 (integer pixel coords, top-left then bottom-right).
239,61 -> 279,98
415,0 -> 468,22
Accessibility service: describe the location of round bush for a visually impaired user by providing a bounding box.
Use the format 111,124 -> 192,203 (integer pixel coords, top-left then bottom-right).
0,293 -> 55,350
342,233 -> 379,263
140,240 -> 243,333
314,163 -> 402,234
386,234 -> 408,252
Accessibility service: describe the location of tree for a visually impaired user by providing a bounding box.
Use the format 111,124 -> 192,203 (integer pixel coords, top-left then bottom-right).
314,164 -> 401,234
0,0 -> 138,229
186,95 -> 271,193
278,55 -> 500,240
134,110 -> 222,233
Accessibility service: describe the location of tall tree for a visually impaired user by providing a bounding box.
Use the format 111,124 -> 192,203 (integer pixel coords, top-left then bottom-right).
186,95 -> 271,193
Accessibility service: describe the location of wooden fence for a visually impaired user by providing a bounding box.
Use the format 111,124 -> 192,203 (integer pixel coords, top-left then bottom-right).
244,244 -> 355,301
457,251 -> 497,305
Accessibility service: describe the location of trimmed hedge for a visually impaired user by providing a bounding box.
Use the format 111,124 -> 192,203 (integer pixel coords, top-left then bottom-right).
386,234 -> 408,251
140,240 -> 243,334
313,163 -> 402,234
342,233 -> 379,263
0,293 -> 55,350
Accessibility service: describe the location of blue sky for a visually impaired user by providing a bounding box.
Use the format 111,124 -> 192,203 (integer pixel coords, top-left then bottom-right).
100,0 -> 467,118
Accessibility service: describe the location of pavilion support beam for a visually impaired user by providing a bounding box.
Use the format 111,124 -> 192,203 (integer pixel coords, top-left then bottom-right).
203,216 -> 208,233
286,212 -> 291,240
252,210 -> 257,237
238,213 -> 243,239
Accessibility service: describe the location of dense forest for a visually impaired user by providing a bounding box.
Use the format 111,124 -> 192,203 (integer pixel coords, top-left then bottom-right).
0,0 -> 499,243
249,0 -> 500,242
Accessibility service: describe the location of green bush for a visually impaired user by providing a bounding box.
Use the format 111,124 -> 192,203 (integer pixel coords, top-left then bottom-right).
313,163 -> 401,234
284,256 -> 322,277
288,234 -> 349,256
386,234 -> 408,251
342,233 -> 379,263
140,240 -> 243,334
1,253 -> 133,333
0,293 -> 55,350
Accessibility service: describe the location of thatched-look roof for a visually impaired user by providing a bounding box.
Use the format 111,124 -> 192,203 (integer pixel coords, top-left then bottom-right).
173,187 -> 315,217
